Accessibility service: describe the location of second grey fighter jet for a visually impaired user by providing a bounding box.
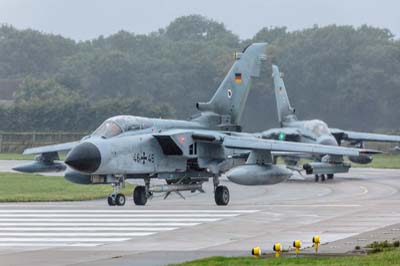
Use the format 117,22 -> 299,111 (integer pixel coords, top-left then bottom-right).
14,44 -> 377,206
263,64 -> 400,181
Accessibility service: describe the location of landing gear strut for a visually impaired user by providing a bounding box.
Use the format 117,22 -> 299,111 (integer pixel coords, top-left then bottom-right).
213,175 -> 229,206
107,178 -> 126,206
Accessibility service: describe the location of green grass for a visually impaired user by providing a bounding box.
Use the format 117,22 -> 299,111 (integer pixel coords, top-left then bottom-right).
366,240 -> 400,254
277,154 -> 400,169
171,249 -> 400,266
350,154 -> 400,169
0,153 -> 67,160
0,153 -> 36,160
0,172 -> 132,202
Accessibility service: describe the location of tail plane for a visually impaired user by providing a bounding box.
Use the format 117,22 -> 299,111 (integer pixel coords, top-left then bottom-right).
196,43 -> 267,129
272,64 -> 296,125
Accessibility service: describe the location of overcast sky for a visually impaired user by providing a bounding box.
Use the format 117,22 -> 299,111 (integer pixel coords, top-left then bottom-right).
0,0 -> 398,40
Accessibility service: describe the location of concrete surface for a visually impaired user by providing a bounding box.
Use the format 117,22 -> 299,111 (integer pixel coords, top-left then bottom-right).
0,161 -> 399,266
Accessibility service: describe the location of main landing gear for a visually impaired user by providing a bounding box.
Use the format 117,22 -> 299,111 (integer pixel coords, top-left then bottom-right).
213,175 -> 229,206
314,174 -> 334,182
133,186 -> 147,205
133,178 -> 152,206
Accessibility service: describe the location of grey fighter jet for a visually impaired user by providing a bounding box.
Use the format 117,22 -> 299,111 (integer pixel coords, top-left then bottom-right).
263,64 -> 400,182
13,44 -> 377,206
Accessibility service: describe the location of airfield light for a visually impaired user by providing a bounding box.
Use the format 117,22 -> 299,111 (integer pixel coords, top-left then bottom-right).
251,246 -> 261,257
293,240 -> 301,256
278,133 -> 285,141
273,243 -> 281,258
313,235 -> 320,253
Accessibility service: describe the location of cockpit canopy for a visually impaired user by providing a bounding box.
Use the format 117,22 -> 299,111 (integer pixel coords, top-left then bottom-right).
303,120 -> 330,137
92,116 -> 154,138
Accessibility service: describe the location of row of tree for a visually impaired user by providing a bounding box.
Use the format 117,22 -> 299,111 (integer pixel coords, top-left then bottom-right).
0,15 -> 399,132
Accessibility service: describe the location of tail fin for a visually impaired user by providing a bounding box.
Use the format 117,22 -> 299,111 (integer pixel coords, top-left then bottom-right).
196,43 -> 267,128
272,64 -> 296,125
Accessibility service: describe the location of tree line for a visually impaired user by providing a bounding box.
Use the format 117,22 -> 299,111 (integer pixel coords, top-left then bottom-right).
0,15 -> 399,132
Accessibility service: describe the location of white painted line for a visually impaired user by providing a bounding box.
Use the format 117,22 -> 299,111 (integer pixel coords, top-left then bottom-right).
358,186 -> 369,195
0,232 -> 155,237
0,238 -> 131,242
274,204 -> 361,207
0,210 -> 258,213
0,243 -> 101,247
0,214 -> 237,218
0,222 -> 199,227
0,227 -> 177,231
0,218 -> 221,222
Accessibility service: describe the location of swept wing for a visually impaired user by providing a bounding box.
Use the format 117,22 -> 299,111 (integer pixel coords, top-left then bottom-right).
330,128 -> 400,143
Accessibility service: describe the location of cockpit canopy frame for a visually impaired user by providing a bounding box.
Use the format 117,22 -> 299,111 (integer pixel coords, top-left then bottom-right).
303,119 -> 330,137
92,116 -> 154,138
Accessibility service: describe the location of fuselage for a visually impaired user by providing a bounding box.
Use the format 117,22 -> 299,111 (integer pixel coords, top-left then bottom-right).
282,119 -> 339,147
65,115 -> 249,178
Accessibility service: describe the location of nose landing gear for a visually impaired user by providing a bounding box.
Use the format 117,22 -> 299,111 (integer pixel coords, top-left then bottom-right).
107,176 -> 126,206
107,193 -> 126,206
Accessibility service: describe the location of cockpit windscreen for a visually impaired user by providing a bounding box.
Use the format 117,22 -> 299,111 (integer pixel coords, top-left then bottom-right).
92,121 -> 123,138
304,120 -> 330,137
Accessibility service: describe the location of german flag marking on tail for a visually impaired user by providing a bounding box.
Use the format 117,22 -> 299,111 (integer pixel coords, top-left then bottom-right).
234,73 -> 242,83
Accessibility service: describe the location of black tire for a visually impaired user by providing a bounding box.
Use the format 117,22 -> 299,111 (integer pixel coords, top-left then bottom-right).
215,186 -> 229,206
116,194 -> 126,206
321,174 -> 326,182
327,174 -> 334,180
315,175 -> 319,182
133,186 -> 147,206
107,195 -> 116,206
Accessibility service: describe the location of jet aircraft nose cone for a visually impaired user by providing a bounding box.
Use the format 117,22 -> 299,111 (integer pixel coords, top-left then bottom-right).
65,142 -> 101,173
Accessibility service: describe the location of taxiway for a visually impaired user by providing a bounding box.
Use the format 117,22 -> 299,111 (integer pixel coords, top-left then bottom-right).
0,164 -> 399,266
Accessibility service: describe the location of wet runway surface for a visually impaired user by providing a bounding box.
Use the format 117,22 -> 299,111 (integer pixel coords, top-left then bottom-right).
0,165 -> 399,266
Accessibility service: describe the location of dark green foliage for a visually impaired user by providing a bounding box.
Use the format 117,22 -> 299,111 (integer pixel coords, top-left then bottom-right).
252,24 -> 400,131
0,25 -> 77,79
1,77 -> 173,131
0,16 -> 399,132
366,240 -> 400,254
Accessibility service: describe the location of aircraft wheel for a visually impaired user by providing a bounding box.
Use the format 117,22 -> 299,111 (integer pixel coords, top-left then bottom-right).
116,193 -> 126,206
315,175 -> 319,182
327,174 -> 334,180
215,186 -> 229,206
133,186 -> 147,206
107,195 -> 116,206
321,174 -> 326,182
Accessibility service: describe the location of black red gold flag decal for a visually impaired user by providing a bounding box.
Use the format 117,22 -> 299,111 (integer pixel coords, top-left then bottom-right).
235,73 -> 242,83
